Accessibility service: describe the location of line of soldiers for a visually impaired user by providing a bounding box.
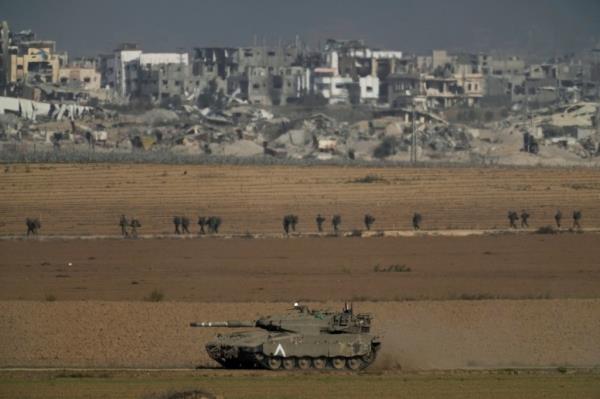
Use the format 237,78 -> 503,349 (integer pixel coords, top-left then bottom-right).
313,214 -> 342,233
508,209 -> 582,229
23,209 -> 586,237
287,213 -> 421,233
172,216 -> 223,234
197,216 -> 221,234
282,214 -> 299,234
173,216 -> 191,234
119,215 -> 142,237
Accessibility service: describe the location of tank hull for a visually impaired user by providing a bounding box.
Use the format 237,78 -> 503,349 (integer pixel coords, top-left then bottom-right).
205,331 -> 381,370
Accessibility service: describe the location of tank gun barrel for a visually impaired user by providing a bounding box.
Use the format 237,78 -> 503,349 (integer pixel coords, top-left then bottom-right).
190,320 -> 256,328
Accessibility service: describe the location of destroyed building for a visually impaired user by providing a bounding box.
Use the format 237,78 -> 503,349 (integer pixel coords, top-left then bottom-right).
0,22 -> 61,86
314,39 -> 403,105
98,43 -> 191,99
386,50 -> 484,109
59,58 -> 101,91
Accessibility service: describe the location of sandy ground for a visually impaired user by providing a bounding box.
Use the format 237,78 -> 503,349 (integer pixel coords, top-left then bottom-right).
0,300 -> 599,370
1,234 -> 599,302
2,164 -> 600,236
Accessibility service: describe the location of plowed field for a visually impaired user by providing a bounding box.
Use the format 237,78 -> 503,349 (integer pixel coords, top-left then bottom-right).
1,164 -> 600,236
1,234 -> 600,302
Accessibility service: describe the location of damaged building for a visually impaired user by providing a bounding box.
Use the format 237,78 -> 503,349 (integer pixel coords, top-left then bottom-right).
98,43 -> 190,99
314,39 -> 403,104
0,22 -> 61,86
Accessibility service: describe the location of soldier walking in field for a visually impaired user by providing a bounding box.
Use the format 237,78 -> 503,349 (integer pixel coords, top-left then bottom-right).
25,218 -> 41,236
290,215 -> 298,232
332,214 -> 342,233
315,214 -> 325,232
364,214 -> 375,230
130,218 -> 141,238
508,211 -> 519,229
572,210 -> 582,230
198,216 -> 206,234
181,216 -> 190,234
283,215 -> 291,234
208,216 -> 221,234
173,216 -> 182,234
520,210 -> 530,228
119,214 -> 129,237
554,210 -> 562,229
412,213 -> 422,230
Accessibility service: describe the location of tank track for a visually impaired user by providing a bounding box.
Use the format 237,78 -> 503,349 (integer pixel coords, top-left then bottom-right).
257,345 -> 379,371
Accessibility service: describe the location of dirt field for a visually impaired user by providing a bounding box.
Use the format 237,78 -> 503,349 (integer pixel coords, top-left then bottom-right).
1,369 -> 599,399
1,234 -> 599,302
1,164 -> 600,236
1,300 -> 599,370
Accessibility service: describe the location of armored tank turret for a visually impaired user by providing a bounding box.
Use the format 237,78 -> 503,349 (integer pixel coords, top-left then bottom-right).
190,303 -> 381,371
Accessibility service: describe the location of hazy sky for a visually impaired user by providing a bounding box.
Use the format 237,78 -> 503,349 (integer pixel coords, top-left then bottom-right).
3,0 -> 600,57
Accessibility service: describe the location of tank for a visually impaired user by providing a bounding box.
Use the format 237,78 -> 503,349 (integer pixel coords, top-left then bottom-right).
190,303 -> 381,371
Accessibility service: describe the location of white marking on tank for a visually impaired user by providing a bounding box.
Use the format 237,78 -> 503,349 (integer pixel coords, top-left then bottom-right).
274,343 -> 286,357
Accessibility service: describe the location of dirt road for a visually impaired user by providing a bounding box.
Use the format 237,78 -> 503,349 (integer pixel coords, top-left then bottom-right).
1,300 -> 599,370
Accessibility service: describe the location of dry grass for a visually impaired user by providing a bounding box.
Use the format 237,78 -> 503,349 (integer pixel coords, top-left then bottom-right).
1,370 -> 599,399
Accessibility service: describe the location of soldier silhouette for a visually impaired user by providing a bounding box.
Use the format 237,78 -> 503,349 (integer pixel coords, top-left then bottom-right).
130,218 -> 141,238
290,215 -> 298,232
364,214 -> 375,230
554,210 -> 562,228
508,211 -> 519,229
173,216 -> 181,234
119,214 -> 129,237
315,214 -> 325,232
181,216 -> 190,234
520,210 -> 530,228
283,215 -> 291,234
412,213 -> 422,230
332,214 -> 342,233
572,210 -> 582,229
197,216 -> 206,234
208,216 -> 221,233
26,218 -> 41,236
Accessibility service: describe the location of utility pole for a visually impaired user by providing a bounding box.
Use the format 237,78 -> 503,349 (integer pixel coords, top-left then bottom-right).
411,104 -> 417,164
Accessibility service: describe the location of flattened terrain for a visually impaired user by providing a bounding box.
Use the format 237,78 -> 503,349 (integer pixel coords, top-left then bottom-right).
1,300 -> 600,369
1,234 -> 599,302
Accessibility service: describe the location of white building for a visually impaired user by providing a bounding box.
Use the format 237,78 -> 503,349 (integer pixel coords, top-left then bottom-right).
359,75 -> 379,103
107,48 -> 189,97
313,67 -> 354,104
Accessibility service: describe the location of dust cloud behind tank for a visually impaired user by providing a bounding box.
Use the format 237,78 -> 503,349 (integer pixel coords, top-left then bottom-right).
190,303 -> 381,371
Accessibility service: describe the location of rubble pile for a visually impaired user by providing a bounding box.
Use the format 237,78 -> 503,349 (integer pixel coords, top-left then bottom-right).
2,96 -> 599,165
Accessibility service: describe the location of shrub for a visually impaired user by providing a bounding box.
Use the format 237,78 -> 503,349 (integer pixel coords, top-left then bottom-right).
457,293 -> 496,300
373,264 -> 411,273
350,174 -> 387,184
145,289 -> 164,302
45,294 -> 57,302
536,225 -> 557,234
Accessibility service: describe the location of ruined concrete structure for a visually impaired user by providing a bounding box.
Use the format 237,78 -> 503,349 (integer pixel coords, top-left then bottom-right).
1,16 -> 599,111
0,22 -> 61,86
97,43 -> 191,100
